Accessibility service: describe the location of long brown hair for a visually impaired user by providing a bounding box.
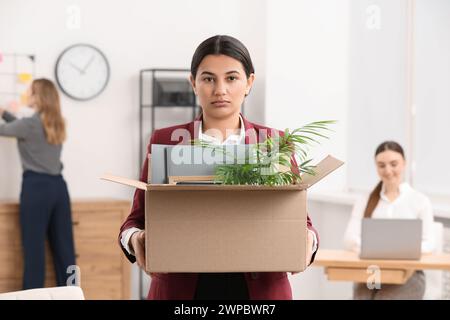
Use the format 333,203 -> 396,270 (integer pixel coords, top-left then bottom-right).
31,79 -> 66,145
363,141 -> 405,218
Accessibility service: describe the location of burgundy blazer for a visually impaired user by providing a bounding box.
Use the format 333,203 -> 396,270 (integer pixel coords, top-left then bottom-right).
119,113 -> 319,300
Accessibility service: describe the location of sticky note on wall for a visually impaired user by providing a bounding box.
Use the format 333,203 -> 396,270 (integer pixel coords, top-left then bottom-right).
18,73 -> 32,83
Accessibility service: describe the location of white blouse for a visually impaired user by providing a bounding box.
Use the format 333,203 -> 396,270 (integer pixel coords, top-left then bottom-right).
343,182 -> 435,254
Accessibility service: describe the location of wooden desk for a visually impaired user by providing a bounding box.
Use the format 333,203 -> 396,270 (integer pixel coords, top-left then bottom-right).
313,249 -> 450,284
0,199 -> 131,299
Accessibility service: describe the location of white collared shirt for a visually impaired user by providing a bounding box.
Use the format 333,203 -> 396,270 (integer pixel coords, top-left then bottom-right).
198,114 -> 246,145
343,182 -> 435,254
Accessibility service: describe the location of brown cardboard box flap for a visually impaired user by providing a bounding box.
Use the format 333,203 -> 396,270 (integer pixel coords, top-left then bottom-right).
101,154 -> 343,191
299,155 -> 344,188
100,174 -> 147,191
101,174 -> 308,191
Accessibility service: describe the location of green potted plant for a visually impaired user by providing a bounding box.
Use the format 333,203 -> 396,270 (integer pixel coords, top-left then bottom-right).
193,120 -> 335,186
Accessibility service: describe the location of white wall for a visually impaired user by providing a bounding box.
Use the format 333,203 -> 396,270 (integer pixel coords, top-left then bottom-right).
265,0 -> 349,193
347,0 -> 410,192
414,0 -> 450,195
264,0 -> 351,299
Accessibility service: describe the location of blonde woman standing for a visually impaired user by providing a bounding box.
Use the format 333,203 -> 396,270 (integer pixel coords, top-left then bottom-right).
0,79 -> 76,289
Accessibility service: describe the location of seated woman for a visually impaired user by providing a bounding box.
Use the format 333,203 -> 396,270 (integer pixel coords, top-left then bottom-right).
343,141 -> 435,300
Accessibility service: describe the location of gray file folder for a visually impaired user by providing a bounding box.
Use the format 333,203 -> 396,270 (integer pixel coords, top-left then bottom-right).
151,144 -> 257,184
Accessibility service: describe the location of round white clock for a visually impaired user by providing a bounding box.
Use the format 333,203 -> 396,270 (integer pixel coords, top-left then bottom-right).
55,44 -> 110,100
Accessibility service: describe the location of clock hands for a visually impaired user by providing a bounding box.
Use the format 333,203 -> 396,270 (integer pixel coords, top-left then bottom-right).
82,55 -> 95,73
68,61 -> 84,74
67,55 -> 94,75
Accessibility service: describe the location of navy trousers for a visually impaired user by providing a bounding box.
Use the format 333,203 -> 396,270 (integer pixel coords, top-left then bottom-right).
20,170 -> 76,289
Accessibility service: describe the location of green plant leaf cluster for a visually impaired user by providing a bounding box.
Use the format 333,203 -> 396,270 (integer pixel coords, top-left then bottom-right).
192,120 -> 336,186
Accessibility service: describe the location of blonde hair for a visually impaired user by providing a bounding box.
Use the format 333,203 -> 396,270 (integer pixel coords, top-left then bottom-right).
31,79 -> 66,145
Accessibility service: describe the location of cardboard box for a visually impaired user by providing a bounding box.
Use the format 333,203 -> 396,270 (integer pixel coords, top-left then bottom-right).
102,155 -> 343,273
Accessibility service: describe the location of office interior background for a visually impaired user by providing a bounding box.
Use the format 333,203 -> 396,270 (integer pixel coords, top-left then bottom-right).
0,0 -> 449,299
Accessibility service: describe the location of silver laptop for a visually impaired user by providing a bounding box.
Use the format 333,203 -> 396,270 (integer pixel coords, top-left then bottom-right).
360,218 -> 422,260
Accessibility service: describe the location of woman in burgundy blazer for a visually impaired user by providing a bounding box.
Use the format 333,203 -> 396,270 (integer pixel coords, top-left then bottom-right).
119,35 -> 319,300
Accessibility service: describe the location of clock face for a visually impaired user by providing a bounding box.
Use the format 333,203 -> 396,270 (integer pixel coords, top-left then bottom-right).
55,44 -> 110,100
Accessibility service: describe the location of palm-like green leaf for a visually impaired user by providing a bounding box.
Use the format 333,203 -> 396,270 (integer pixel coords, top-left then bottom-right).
192,120 -> 336,185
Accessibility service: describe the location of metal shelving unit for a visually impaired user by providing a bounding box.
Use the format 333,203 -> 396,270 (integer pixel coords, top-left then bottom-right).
138,68 -> 198,170
137,68 -> 197,299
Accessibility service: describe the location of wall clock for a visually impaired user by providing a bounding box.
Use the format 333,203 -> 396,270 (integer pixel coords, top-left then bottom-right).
55,44 -> 110,100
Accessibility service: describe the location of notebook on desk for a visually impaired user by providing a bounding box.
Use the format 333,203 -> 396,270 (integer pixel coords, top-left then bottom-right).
360,218 -> 422,260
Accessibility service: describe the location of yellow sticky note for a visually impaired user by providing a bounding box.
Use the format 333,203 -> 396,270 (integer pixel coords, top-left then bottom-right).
18,73 -> 32,83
